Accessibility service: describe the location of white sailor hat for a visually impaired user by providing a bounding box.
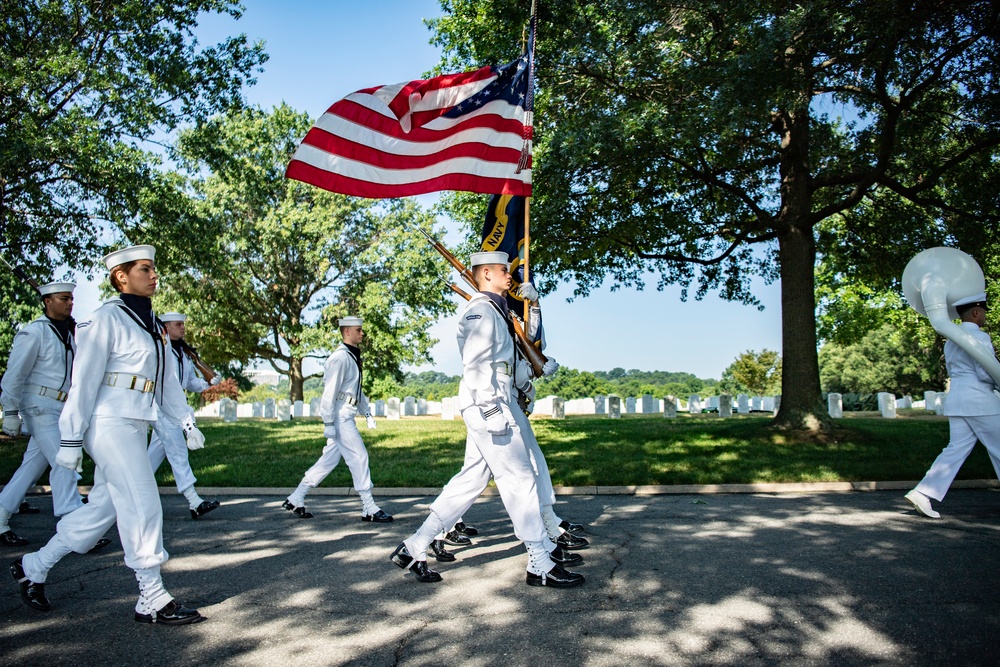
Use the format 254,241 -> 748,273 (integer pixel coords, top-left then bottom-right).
470,251 -> 509,267
338,316 -> 363,327
159,312 -> 187,322
953,292 -> 988,311
103,244 -> 155,270
37,281 -> 76,296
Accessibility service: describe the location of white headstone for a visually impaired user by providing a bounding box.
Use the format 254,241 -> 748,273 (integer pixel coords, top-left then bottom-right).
625,397 -> 636,414
641,394 -> 655,414
828,393 -> 843,419
264,398 -> 276,419
252,401 -> 263,418
688,394 -> 702,414
442,396 -> 456,420
663,395 -> 677,419
595,395 -> 606,415
388,397 -> 401,420
608,395 -> 621,419
374,399 -> 385,417
403,396 -> 416,417
221,398 -> 237,422
565,397 -> 596,415
880,394 -> 897,418
534,395 -> 555,416
877,392 -> 892,413
427,401 -> 442,415
708,396 -> 720,410
309,397 -> 321,417
552,397 -> 565,419
935,392 -> 946,415
751,396 -> 762,411
762,396 -> 775,412
898,395 -> 913,409
276,399 -> 291,421
719,394 -> 732,418
293,400 -> 304,418
237,402 -> 254,418
737,394 -> 750,414
924,390 -> 939,413
417,398 -> 428,415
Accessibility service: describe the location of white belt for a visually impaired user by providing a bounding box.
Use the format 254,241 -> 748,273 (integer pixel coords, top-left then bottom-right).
336,392 -> 358,406
103,372 -> 156,393
491,361 -> 512,376
23,383 -> 69,402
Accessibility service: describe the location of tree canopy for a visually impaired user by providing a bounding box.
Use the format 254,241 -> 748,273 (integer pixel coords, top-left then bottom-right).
150,105 -> 454,401
430,0 -> 1000,429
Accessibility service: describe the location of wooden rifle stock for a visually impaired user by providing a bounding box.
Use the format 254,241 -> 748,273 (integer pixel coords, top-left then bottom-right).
0,255 -> 41,291
179,340 -> 216,384
448,282 -> 548,379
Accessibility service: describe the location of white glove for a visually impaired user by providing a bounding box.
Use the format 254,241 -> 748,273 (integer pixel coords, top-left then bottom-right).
185,426 -> 206,450
2,412 -> 21,436
542,356 -> 559,377
516,282 -> 539,302
210,375 -> 221,386
483,406 -> 509,436
365,414 -> 377,430
324,422 -> 336,439
56,444 -> 83,472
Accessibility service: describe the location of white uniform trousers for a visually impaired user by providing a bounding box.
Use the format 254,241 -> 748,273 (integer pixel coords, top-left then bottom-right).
50,415 -> 168,570
296,410 -> 372,495
148,419 -> 196,492
517,408 -> 556,507
427,405 -> 546,543
0,407 -> 83,517
915,415 -> 1000,501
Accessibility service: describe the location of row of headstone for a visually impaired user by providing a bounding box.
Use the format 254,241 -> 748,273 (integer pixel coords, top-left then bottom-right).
826,392 -> 943,418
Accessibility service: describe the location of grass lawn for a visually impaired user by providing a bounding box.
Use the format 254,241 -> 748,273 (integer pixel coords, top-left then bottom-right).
0,412 -> 995,489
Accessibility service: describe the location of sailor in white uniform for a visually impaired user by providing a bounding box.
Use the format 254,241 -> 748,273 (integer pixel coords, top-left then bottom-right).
906,293 -> 1000,518
147,312 -> 221,520
1,282 -> 84,545
10,245 -> 205,625
282,316 -> 392,523
391,252 -> 584,587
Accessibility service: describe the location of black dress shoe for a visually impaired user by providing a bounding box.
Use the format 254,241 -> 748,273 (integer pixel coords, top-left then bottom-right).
190,499 -> 221,520
10,557 -> 50,611
282,500 -> 313,519
549,545 -> 583,566
0,530 -> 29,547
361,509 -> 393,523
135,599 -> 205,625
430,539 -> 456,562
559,519 -> 585,535
454,521 -> 479,536
18,502 -> 40,514
526,564 -> 585,588
88,538 -> 113,554
443,529 -> 472,546
557,531 -> 589,550
390,543 -> 442,582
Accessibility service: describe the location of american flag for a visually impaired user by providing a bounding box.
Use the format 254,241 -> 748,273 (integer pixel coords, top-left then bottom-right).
286,29 -> 534,199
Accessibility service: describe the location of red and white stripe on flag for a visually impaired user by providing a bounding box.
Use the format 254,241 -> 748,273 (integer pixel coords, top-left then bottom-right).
286,67 -> 532,199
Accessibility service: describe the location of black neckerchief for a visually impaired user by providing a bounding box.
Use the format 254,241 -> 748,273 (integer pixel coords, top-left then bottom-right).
43,315 -> 75,387
344,343 -> 362,395
120,293 -> 156,334
481,291 -> 520,369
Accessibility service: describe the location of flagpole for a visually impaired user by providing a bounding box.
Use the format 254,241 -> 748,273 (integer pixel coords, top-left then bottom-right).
522,1 -> 537,330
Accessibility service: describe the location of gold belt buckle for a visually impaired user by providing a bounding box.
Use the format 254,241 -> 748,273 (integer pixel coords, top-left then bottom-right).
142,379 -> 156,393
56,390 -> 67,402
128,375 -> 138,390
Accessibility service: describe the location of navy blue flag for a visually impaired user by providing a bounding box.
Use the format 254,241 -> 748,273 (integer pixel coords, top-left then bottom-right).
481,194 -> 542,343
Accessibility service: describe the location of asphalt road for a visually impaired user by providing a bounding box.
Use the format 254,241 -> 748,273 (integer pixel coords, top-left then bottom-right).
2,488 -> 999,666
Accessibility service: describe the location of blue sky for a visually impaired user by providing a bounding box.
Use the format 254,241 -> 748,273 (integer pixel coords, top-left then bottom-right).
74,0 -> 784,380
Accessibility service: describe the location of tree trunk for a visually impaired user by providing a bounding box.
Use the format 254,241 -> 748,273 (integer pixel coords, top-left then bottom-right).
289,356 -> 305,402
773,221 -> 828,429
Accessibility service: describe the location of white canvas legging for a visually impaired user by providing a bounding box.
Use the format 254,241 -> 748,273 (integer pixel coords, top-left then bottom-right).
426,404 -> 546,543
915,415 -> 1000,501
295,409 -> 373,495
49,415 -> 167,570
148,418 -> 196,492
0,406 -> 83,517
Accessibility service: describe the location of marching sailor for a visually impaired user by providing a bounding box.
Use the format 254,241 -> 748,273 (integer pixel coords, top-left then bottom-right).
0,281 -> 85,545
148,312 -> 221,520
391,252 -> 584,587
905,292 -> 1000,518
282,316 -> 393,523
10,245 -> 205,625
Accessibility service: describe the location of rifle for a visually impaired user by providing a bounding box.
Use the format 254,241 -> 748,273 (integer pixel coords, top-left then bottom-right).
178,339 -> 217,384
0,255 -> 41,291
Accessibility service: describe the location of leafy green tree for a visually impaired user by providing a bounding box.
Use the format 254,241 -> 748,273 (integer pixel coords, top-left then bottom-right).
0,0 -> 266,366
722,350 -> 782,397
151,105 -> 453,401
430,0 -> 1000,430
